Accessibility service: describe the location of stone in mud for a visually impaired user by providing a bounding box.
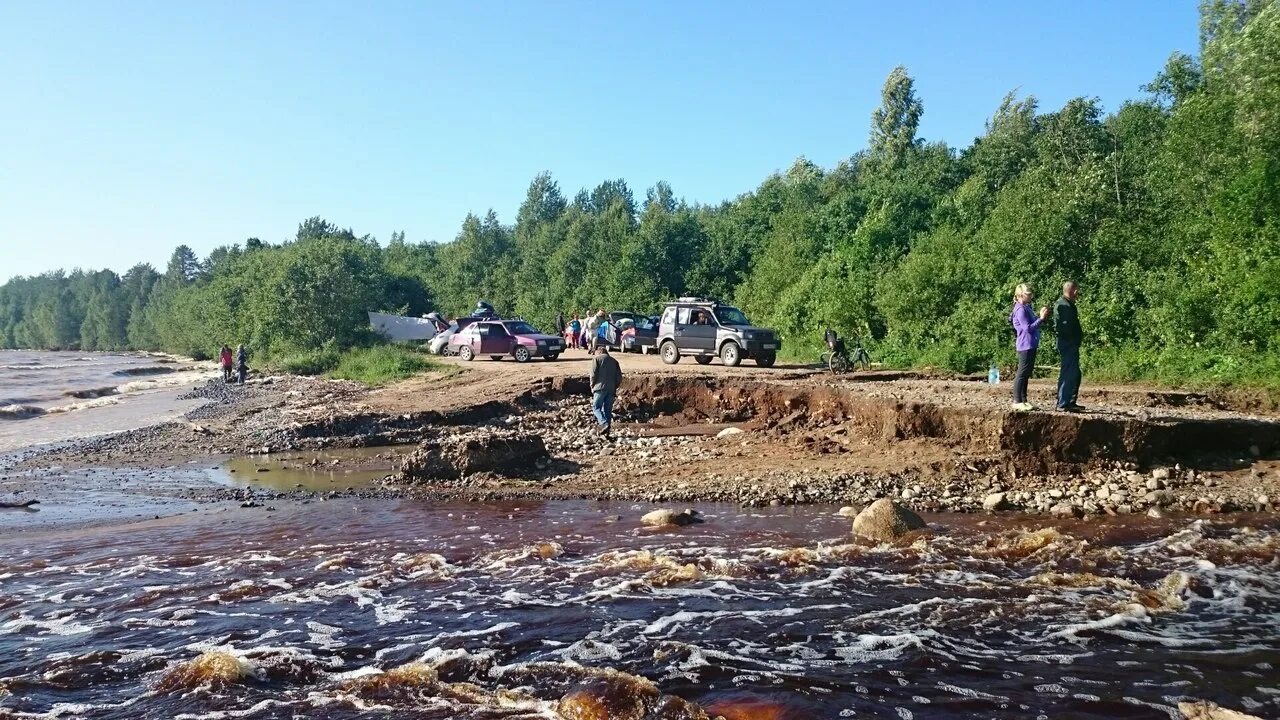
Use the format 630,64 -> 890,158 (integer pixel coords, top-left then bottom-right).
851,499 -> 926,542
398,431 -> 548,481
982,492 -> 1010,511
836,505 -> 858,518
1050,502 -> 1082,519
1178,700 -> 1263,720
641,508 -> 703,527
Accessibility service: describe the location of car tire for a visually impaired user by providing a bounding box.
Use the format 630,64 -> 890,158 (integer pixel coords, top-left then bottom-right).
458,346 -> 474,362
545,353 -> 559,361
720,342 -> 742,367
756,352 -> 776,368
661,341 -> 680,365
513,346 -> 531,363
694,355 -> 713,365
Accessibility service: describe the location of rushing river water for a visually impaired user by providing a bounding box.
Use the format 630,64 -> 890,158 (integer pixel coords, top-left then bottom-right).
1,500 -> 1277,719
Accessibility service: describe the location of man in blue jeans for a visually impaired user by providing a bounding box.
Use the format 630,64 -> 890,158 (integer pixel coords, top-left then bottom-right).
1054,281 -> 1084,412
590,344 -> 622,435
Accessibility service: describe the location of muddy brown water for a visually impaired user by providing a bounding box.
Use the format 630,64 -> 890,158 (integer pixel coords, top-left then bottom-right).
1,500 -> 1277,719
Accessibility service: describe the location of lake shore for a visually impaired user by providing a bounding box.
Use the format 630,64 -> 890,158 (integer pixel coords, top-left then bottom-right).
4,350 -> 1278,535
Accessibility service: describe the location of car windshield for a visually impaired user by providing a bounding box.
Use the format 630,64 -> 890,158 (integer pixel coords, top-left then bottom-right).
713,306 -> 751,326
506,322 -> 538,335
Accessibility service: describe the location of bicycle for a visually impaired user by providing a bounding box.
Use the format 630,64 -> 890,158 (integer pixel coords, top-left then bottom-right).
821,329 -> 871,374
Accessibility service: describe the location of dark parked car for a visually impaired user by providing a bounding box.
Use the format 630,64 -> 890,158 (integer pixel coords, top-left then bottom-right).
621,315 -> 660,354
449,320 -> 563,362
657,298 -> 779,367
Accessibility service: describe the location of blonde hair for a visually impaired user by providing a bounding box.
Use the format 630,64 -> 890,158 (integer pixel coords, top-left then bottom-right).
1014,283 -> 1033,302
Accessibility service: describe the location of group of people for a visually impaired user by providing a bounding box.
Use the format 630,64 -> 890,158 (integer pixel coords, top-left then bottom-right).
218,344 -> 250,384
1009,280 -> 1084,412
555,310 -> 613,351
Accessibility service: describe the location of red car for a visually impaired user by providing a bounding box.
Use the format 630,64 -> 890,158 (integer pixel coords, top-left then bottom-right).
448,320 -> 564,362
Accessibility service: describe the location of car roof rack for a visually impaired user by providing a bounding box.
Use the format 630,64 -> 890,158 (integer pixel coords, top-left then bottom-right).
673,296 -> 716,304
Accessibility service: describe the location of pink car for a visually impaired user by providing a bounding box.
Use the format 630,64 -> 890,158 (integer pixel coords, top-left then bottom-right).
448,320 -> 564,362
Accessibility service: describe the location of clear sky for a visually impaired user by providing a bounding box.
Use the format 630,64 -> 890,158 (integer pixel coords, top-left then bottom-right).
1,0 -> 1198,280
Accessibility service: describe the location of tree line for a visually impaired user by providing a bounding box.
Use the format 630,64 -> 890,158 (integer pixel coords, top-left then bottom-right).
3,1 -> 1277,384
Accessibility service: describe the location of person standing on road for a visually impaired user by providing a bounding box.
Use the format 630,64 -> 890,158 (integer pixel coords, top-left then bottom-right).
590,344 -> 622,435
586,310 -> 604,352
555,312 -> 566,337
569,314 -> 582,349
1009,283 -> 1050,412
1054,280 -> 1085,412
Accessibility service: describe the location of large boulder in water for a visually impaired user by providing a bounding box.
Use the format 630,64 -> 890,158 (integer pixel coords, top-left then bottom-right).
398,430 -> 547,482
851,498 -> 926,542
641,508 -> 703,527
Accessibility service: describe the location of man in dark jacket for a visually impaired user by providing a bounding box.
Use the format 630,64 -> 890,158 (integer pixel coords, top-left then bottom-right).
590,345 -> 622,435
1054,281 -> 1084,411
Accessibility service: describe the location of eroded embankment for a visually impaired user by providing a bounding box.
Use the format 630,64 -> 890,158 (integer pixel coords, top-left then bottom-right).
613,376 -> 1280,472
282,375 -> 1280,473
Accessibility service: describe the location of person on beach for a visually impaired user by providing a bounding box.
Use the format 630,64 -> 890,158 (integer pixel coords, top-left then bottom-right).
219,344 -> 233,383
590,344 -> 622,435
1054,281 -> 1085,412
235,344 -> 249,385
1009,283 -> 1050,412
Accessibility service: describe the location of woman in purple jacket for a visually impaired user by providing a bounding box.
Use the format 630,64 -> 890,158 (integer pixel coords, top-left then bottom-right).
1009,283 -> 1051,411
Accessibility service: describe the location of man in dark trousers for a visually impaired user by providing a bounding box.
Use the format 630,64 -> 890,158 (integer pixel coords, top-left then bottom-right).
1054,281 -> 1084,411
555,312 -> 566,336
590,344 -> 622,435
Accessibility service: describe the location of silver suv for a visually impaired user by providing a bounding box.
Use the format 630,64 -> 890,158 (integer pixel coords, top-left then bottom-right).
657,298 -> 780,367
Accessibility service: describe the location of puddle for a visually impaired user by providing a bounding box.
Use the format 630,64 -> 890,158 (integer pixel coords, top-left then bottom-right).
215,446 -> 410,492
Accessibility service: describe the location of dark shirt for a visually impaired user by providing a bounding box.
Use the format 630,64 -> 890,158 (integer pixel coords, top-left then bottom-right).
1054,297 -> 1082,347
590,353 -> 622,393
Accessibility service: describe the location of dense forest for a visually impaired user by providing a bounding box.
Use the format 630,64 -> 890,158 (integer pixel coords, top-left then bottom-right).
3,1 -> 1277,385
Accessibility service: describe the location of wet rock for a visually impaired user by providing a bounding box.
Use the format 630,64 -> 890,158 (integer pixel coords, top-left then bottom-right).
1147,507 -> 1165,519
836,505 -> 858,518
398,431 -> 548,481
851,498 -> 926,542
556,676 -> 660,720
705,698 -> 793,720
982,492 -> 1010,511
155,651 -> 254,692
1050,502 -> 1082,519
641,508 -> 703,527
1178,700 -> 1262,720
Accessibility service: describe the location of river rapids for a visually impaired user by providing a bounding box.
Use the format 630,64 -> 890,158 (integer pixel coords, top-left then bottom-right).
1,500 -> 1277,719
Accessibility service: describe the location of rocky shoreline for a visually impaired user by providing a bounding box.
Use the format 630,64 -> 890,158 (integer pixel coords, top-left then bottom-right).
5,365 -> 1279,527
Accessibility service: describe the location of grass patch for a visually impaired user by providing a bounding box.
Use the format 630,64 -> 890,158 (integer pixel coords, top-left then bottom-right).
325,345 -> 439,386
275,345 -> 341,375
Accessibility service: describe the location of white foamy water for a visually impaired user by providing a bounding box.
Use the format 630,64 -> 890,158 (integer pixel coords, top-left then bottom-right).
0,500 -> 1276,719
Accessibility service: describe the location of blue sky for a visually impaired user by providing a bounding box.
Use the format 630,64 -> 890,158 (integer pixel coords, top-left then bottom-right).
1,1 -> 1198,280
